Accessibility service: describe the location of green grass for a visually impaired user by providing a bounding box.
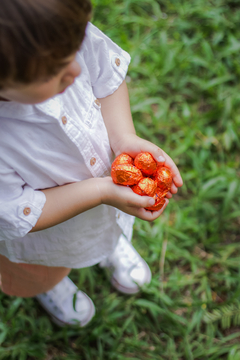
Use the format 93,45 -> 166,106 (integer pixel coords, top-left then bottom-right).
1,0 -> 240,359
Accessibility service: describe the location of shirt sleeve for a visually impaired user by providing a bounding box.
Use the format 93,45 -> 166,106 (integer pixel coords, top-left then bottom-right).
80,22 -> 131,98
0,158 -> 46,241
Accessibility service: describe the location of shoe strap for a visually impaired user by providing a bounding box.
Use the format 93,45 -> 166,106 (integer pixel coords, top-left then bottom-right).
42,277 -> 77,307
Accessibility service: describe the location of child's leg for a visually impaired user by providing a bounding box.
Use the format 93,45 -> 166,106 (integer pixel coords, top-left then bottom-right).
0,254 -> 71,297
0,254 -> 95,327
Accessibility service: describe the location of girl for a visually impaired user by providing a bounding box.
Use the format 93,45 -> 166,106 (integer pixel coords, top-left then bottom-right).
0,0 -> 183,327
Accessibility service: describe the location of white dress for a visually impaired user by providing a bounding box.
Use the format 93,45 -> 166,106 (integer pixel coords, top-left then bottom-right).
0,23 -> 134,268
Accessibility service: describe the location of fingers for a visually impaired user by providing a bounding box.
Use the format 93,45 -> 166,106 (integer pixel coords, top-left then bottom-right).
108,182 -> 169,221
137,140 -> 183,188
137,140 -> 166,164
149,147 -> 183,189
132,198 -> 169,221
149,146 -> 166,164
128,192 -> 156,209
165,191 -> 172,199
116,187 -> 168,216
170,183 -> 178,194
120,136 -> 166,163
161,151 -> 183,188
113,184 -> 155,209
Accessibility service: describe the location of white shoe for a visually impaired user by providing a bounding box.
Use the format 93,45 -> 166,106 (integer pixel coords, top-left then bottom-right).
99,234 -> 152,294
35,277 -> 95,327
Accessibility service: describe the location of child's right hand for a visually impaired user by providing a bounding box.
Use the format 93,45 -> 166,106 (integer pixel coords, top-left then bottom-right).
98,177 -> 169,221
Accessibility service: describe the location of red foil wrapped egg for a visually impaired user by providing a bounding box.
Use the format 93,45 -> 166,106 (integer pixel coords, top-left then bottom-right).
132,178 -> 157,197
156,183 -> 170,197
112,153 -> 133,167
111,153 -> 172,213
154,166 -> 172,188
134,152 -> 157,175
111,164 -> 143,186
145,188 -> 166,211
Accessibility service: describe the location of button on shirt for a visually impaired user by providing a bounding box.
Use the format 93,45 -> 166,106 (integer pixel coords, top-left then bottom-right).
0,23 -> 134,268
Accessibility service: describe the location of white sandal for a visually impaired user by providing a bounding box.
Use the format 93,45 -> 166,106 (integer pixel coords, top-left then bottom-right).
36,276 -> 95,327
100,234 -> 152,294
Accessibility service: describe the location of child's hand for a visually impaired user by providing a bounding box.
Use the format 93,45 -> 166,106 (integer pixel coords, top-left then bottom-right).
99,177 -> 169,221
113,134 -> 183,198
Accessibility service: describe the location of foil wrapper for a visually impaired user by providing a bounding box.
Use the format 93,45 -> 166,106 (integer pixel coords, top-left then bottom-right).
157,183 -> 170,197
132,178 -> 157,197
111,164 -> 143,186
111,153 -> 172,213
154,166 -> 172,188
134,152 -> 157,175
112,153 -> 133,167
145,188 -> 166,211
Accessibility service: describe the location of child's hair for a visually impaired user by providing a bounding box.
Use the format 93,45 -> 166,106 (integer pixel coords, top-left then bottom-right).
0,0 -> 92,90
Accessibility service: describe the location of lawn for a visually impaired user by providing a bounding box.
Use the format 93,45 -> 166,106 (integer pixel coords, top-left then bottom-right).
0,0 -> 240,359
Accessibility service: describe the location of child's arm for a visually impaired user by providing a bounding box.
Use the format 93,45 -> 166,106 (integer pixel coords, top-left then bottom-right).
31,175 -> 167,232
32,83 -> 182,232
32,81 -> 183,232
33,42 -> 181,231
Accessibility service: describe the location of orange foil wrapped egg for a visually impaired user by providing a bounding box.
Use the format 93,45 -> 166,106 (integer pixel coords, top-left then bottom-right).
112,153 -> 133,167
134,152 -> 157,175
154,166 -> 172,190
111,152 -> 173,212
132,178 -> 157,197
155,183 -> 169,198
145,188 -> 166,211
111,164 -> 143,186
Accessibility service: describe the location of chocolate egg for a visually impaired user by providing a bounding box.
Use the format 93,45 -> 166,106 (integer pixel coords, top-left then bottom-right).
132,178 -> 157,197
134,152 -> 157,175
145,188 -> 166,211
154,166 -> 172,188
111,164 -> 143,186
112,153 -> 133,167
156,182 -> 169,197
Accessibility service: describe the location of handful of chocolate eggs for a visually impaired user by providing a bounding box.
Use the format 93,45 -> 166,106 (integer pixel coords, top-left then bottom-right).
111,152 -> 172,211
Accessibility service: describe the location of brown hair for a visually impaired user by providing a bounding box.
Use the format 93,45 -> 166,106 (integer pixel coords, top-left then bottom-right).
0,0 -> 92,89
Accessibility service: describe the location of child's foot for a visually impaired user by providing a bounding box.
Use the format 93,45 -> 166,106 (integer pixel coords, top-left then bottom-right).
99,234 -> 152,294
35,276 -> 95,327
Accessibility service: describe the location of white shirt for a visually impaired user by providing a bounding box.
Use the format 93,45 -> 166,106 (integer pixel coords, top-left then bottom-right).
0,23 -> 134,268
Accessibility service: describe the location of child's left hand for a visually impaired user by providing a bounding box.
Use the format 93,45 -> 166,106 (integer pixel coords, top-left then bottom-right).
113,134 -> 183,198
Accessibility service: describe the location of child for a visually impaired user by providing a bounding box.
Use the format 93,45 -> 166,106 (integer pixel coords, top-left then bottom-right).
0,0 -> 183,327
